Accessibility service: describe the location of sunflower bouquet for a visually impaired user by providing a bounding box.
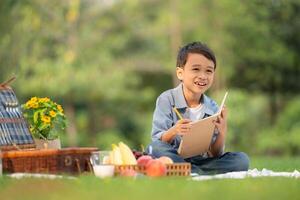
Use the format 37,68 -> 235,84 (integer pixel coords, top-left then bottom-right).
22,97 -> 66,140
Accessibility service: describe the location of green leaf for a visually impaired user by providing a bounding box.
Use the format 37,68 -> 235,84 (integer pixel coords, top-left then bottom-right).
33,111 -> 39,124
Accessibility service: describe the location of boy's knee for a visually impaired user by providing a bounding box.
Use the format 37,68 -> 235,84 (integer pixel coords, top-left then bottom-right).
146,140 -> 171,156
233,152 -> 250,171
146,140 -> 186,163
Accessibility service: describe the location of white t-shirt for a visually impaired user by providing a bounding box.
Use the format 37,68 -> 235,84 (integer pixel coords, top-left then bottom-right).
188,104 -> 204,121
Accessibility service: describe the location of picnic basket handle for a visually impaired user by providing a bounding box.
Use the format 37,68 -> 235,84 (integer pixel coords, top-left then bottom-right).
86,158 -> 93,173
0,76 -> 16,88
75,158 -> 82,174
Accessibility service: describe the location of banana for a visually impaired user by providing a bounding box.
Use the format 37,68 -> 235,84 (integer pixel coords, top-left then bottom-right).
112,144 -> 123,165
119,142 -> 137,165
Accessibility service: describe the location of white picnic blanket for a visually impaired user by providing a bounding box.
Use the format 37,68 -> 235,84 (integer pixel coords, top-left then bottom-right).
6,168 -> 300,180
192,168 -> 300,181
7,173 -> 76,180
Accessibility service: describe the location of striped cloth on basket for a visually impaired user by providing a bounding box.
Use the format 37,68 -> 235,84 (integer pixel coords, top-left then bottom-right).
0,88 -> 34,146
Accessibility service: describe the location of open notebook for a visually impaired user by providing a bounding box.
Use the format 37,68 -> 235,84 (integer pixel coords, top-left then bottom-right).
178,92 -> 228,158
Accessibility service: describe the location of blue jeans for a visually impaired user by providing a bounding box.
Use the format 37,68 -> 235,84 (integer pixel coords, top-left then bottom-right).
146,140 -> 250,174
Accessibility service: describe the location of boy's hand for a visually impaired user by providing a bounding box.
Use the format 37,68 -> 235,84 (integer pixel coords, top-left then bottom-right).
161,119 -> 192,143
173,119 -> 192,136
213,106 -> 227,136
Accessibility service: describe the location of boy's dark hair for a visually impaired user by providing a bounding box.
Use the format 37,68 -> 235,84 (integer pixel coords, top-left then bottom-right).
176,42 -> 217,69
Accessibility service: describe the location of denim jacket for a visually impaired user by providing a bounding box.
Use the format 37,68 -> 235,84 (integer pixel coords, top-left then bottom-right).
151,83 -> 220,151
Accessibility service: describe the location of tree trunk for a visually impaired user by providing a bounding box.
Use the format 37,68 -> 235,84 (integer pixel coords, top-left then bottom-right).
169,0 -> 181,87
88,102 -> 99,138
65,103 -> 78,146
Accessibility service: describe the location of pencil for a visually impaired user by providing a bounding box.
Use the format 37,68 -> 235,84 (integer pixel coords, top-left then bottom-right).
173,107 -> 183,120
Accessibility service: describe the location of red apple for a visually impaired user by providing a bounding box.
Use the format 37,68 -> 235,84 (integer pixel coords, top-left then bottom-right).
137,155 -> 153,166
157,156 -> 173,164
146,159 -> 167,177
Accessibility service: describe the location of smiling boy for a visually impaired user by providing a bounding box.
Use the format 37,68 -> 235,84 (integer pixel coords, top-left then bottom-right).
147,42 -> 249,174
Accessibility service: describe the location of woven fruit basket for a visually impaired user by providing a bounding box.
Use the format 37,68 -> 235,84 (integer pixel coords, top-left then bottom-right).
114,163 -> 191,176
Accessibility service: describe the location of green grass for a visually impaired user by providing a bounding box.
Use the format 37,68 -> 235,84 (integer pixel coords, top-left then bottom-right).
0,156 -> 299,200
250,156 -> 300,171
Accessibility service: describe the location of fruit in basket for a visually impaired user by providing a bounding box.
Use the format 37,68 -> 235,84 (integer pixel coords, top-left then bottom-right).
146,159 -> 167,177
157,156 -> 173,164
119,169 -> 138,177
111,144 -> 123,165
109,142 -> 138,165
119,142 -> 137,165
132,150 -> 143,159
137,155 -> 153,166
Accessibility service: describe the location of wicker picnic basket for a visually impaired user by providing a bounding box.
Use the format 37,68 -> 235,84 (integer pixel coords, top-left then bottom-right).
0,77 -> 98,175
115,163 -> 191,176
1,147 -> 98,175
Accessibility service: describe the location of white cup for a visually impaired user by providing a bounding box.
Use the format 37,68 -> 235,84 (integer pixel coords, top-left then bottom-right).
90,151 -> 114,178
90,151 -> 111,165
93,165 -> 115,178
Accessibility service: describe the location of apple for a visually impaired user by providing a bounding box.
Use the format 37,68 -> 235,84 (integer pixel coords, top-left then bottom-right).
146,159 -> 167,177
137,155 -> 153,166
157,156 -> 173,164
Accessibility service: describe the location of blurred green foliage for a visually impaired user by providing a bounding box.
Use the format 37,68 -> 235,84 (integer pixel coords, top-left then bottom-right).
257,97 -> 300,155
0,0 -> 299,155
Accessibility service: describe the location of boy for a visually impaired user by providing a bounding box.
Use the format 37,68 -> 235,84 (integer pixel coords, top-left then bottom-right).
146,42 -> 249,174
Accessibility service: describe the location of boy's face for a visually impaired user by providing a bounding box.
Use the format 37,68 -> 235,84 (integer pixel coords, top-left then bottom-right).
176,53 -> 215,95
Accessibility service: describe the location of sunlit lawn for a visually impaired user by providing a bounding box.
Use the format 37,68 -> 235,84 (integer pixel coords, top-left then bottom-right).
250,156 -> 300,171
0,156 -> 299,200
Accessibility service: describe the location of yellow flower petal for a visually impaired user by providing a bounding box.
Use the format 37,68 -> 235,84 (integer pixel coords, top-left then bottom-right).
57,105 -> 64,113
30,97 -> 38,102
49,110 -> 57,117
41,115 -> 51,124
